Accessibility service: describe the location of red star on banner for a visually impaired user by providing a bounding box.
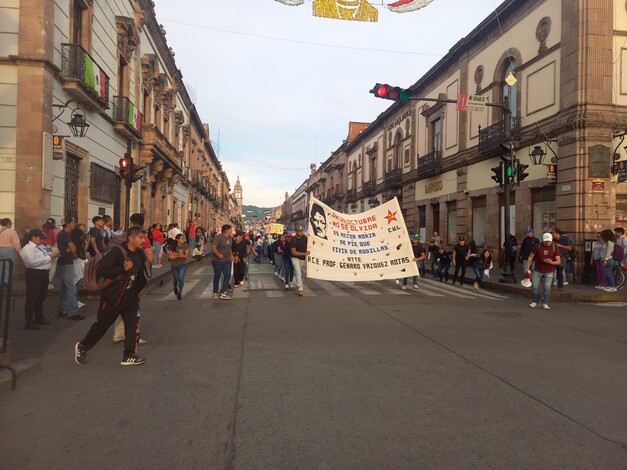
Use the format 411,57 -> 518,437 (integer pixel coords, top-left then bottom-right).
384,210 -> 398,224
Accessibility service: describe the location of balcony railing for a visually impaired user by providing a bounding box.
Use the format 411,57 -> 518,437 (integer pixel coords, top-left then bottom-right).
61,44 -> 110,109
112,96 -> 142,137
418,150 -> 443,179
384,169 -> 402,189
346,188 -> 357,203
362,180 -> 374,197
478,116 -> 521,156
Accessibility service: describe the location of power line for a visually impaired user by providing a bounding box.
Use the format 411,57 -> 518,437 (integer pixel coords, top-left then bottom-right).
159,18 -> 444,57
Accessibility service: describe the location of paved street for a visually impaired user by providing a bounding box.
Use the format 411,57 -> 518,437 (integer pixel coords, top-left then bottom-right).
1,259 -> 626,469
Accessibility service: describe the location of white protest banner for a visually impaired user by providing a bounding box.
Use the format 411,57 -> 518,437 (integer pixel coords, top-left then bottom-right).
306,196 -> 419,281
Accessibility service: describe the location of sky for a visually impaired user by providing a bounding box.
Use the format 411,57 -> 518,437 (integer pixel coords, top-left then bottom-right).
154,0 -> 502,208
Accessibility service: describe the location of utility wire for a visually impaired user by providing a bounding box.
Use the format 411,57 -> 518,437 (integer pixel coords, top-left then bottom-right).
159,18 -> 444,57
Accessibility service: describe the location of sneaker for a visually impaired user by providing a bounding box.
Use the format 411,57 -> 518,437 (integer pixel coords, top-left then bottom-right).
234,283 -> 240,288
542,304 -> 551,310
413,284 -> 419,289
212,293 -> 219,300
605,287 -> 618,292
78,301 -> 86,308
297,290 -> 304,297
113,336 -> 124,343
177,293 -> 182,300
529,302 -> 538,308
285,284 -> 289,290
563,281 -> 569,286
219,293 -> 231,300
401,285 -> 407,290
74,343 -> 87,365
120,354 -> 145,366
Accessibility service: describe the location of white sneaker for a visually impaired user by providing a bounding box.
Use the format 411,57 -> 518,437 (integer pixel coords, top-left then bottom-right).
219,293 -> 231,300
594,285 -> 603,289
285,284 -> 289,290
401,285 -> 407,290
78,301 -> 86,308
605,287 -> 618,292
563,281 -> 569,286
529,302 -> 538,308
413,284 -> 419,289
473,282 -> 479,289
542,304 -> 550,310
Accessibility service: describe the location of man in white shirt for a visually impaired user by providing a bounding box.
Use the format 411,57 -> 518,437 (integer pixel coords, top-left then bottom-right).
20,229 -> 58,329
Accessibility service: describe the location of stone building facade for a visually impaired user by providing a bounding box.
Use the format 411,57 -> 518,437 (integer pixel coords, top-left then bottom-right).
280,0 -> 627,281
0,0 -> 237,233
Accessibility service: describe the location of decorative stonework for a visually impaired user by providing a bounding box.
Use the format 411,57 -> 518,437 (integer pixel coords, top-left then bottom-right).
116,16 -> 140,62
474,65 -> 484,93
536,16 -> 551,55
141,54 -> 157,92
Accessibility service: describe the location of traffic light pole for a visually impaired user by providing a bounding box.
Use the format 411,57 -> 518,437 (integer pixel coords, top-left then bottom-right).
125,139 -> 132,229
500,96 -> 516,284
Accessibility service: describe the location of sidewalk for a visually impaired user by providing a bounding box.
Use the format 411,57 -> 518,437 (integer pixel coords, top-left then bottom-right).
479,267 -> 627,303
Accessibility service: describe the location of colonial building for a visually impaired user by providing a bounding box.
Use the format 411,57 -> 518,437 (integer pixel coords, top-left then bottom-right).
316,0 -> 626,282
0,0 -> 237,232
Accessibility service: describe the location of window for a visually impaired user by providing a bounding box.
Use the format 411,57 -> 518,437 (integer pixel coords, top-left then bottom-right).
118,57 -> 129,98
617,196 -> 627,228
532,188 -> 556,234
447,201 -> 457,245
394,132 -> 403,169
431,118 -> 442,152
472,197 -> 487,246
418,205 -> 426,241
369,156 -> 377,182
70,0 -> 91,50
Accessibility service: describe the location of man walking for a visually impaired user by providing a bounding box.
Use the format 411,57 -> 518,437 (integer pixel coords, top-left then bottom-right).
402,234 -> 426,290
290,226 -> 309,296
75,227 -> 148,366
526,232 -> 560,310
87,215 -> 105,257
231,231 -> 248,288
452,236 -> 471,287
551,228 -> 572,289
56,218 -> 82,320
20,229 -> 58,329
519,228 -> 540,273
212,224 -> 233,300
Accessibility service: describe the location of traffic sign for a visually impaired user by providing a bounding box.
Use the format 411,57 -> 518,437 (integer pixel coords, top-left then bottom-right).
456,93 -> 468,111
466,95 -> 488,112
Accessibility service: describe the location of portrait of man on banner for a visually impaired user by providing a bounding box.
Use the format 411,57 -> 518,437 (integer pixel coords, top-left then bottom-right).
309,203 -> 328,240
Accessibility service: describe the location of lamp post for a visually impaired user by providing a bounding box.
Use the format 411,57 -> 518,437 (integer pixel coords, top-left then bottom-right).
52,100 -> 90,137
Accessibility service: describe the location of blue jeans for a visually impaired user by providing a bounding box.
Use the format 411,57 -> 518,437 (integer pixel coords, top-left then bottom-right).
58,264 -> 78,316
0,247 -> 16,284
472,265 -> 484,284
602,259 -> 617,288
171,264 -> 188,294
153,241 -> 162,266
283,256 -> 294,283
275,254 -> 282,275
403,261 -> 421,286
212,259 -> 231,294
436,262 -> 450,281
531,270 -> 555,305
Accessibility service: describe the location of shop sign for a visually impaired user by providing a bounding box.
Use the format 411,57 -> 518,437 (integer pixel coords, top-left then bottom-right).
546,164 -> 557,183
52,135 -> 65,160
591,180 -> 605,192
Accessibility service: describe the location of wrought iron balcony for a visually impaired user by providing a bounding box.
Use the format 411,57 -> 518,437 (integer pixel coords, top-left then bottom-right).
478,116 -> 521,156
61,44 -> 110,110
362,180 -> 374,196
112,96 -> 142,138
384,168 -> 402,189
346,188 -> 357,203
418,150 -> 443,179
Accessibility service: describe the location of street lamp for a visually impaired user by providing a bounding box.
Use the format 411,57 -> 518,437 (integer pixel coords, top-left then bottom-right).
52,100 -> 90,138
529,145 -> 546,165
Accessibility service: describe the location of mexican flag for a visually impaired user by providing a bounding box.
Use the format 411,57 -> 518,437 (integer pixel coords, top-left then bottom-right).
84,54 -> 107,101
127,102 -> 142,133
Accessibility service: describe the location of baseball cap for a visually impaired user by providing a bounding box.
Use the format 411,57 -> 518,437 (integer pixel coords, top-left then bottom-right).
46,218 -> 55,225
526,228 -> 535,233
542,232 -> 553,242
412,234 -> 420,240
458,236 -> 465,241
296,226 -> 304,232
29,228 -> 46,239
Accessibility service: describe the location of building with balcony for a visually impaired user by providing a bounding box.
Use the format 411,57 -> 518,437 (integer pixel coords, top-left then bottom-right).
0,0 -> 237,233
336,0 -> 627,281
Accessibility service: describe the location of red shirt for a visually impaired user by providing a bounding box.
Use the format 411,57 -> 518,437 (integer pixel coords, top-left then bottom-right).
531,243 -> 557,273
188,222 -> 197,239
152,228 -> 165,244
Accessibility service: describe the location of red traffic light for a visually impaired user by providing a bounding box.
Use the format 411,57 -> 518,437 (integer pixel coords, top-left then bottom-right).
119,158 -> 129,169
371,83 -> 390,98
370,83 -> 410,102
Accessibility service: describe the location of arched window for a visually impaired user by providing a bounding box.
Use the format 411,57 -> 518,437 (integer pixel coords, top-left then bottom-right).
394,132 -> 403,169
352,161 -> 358,190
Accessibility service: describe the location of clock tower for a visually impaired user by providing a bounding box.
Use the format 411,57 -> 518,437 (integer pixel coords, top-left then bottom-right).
234,176 -> 243,216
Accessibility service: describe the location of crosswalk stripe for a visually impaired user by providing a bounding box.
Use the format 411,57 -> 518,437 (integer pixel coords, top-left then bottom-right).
159,278 -> 201,301
312,280 -> 350,297
419,279 -> 504,300
191,266 -> 205,276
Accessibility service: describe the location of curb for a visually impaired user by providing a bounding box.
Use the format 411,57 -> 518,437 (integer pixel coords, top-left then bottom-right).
481,280 -> 627,303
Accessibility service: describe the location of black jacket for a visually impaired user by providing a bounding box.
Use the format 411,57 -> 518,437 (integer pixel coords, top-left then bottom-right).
97,245 -> 147,307
520,236 -> 540,260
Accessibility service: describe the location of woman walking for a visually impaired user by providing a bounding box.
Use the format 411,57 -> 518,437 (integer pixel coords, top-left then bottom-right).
591,232 -> 608,289
471,248 -> 493,289
151,223 -> 164,268
169,234 -> 189,300
599,229 -> 618,292
281,233 -> 294,289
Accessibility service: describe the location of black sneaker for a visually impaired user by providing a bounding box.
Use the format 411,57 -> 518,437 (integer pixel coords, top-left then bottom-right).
120,354 -> 145,366
177,293 -> 182,300
74,342 -> 87,365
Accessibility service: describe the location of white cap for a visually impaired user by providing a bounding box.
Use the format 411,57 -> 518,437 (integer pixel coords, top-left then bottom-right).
542,232 -> 553,242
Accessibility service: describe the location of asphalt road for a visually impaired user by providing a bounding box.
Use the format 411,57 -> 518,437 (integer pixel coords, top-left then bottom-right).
1,260 -> 626,469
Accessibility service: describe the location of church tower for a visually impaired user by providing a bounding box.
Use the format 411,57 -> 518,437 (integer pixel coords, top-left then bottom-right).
234,176 -> 243,216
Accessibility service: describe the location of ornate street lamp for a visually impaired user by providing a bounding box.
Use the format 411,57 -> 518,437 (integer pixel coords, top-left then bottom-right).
52,100 -> 90,138
529,145 -> 546,165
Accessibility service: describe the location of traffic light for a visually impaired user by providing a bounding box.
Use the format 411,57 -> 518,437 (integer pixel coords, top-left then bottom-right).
119,157 -> 130,180
130,163 -> 145,183
369,83 -> 411,102
491,162 -> 503,186
503,160 -> 515,184
516,163 -> 529,183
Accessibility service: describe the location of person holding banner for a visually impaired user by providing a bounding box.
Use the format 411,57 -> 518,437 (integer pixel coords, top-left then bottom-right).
401,234 -> 427,290
290,226 -> 310,296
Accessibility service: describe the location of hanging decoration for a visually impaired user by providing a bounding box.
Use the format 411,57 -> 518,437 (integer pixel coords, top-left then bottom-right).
387,0 -> 433,13
274,0 -> 435,21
